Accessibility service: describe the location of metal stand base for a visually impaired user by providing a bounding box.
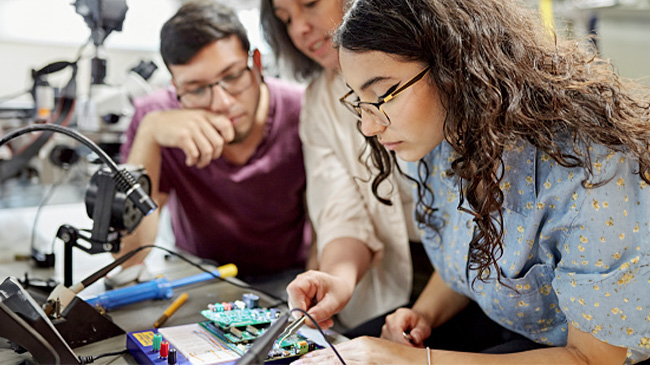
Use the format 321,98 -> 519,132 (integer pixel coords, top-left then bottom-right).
51,296 -> 124,349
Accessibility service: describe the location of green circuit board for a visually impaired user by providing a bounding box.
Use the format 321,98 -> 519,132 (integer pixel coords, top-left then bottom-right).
200,307 -> 277,328
198,294 -> 320,361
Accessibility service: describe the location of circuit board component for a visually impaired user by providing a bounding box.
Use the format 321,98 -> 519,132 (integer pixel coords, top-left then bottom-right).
198,293 -> 319,361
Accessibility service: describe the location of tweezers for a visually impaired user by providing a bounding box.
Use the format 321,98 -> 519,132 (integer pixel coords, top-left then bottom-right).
275,315 -> 307,348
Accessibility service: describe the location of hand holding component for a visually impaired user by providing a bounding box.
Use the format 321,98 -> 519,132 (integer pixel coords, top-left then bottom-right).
381,307 -> 431,347
286,270 -> 355,330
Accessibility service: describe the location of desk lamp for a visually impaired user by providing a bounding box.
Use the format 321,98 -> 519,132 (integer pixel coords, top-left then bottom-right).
0,124 -> 157,348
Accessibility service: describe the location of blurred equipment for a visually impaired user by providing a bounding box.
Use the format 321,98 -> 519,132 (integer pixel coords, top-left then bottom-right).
0,123 -> 157,286
76,60 -> 158,141
75,0 -> 128,48
49,144 -> 80,168
74,0 -> 128,85
0,0 -> 157,194
31,60 -> 79,121
73,0 -> 158,145
0,61 -> 78,183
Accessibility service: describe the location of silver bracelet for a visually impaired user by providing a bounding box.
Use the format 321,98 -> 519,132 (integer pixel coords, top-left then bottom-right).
426,346 -> 431,365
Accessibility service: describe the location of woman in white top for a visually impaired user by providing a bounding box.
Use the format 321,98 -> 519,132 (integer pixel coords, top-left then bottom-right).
260,0 -> 430,330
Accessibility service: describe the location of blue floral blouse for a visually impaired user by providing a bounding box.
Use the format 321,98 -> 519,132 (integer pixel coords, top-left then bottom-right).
410,138 -> 650,363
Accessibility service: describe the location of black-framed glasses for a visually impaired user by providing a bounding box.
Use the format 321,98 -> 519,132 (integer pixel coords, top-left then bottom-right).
176,62 -> 254,109
339,66 -> 431,126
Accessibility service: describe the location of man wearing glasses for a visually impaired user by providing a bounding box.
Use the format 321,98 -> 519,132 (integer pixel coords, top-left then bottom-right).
114,0 -> 310,297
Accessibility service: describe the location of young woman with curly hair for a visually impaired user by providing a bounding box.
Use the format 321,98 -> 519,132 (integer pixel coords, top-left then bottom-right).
292,0 -> 650,363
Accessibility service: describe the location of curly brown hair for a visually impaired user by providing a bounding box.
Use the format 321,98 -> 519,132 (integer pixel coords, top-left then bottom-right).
336,0 -> 650,286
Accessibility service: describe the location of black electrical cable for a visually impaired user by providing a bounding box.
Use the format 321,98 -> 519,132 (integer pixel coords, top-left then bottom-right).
290,308 -> 347,365
154,246 -> 287,307
0,124 -> 118,174
0,124 -> 156,215
78,348 -> 128,364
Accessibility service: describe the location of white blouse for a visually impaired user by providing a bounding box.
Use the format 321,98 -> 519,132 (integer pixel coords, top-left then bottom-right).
300,69 -> 419,329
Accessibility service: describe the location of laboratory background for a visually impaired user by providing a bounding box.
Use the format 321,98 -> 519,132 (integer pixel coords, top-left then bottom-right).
0,0 -> 649,363
0,0 -> 273,263
1,0 -> 648,260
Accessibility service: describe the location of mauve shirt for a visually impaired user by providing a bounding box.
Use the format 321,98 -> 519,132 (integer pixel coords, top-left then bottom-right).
121,78 -> 310,275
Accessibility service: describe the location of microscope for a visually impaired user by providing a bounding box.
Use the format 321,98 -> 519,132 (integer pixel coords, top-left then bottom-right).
0,0 -> 157,184
74,0 -> 157,150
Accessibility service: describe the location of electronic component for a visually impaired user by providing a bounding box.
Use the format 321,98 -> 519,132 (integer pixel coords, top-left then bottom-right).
153,333 -> 162,352
229,326 -> 243,339
127,294 -> 320,364
160,341 -> 170,359
198,294 -> 320,362
201,306 -> 278,328
245,325 -> 259,336
168,348 -> 178,364
275,316 -> 307,349
242,293 -> 258,309
126,329 -> 192,365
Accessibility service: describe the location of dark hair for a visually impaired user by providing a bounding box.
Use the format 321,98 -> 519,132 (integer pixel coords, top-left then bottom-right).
259,0 -> 322,81
336,0 -> 650,286
160,0 -> 250,69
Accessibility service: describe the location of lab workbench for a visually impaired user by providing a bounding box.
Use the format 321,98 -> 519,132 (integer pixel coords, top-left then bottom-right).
0,202 -> 344,364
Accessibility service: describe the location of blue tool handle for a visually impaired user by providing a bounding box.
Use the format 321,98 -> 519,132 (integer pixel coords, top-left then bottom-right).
85,278 -> 173,310
169,269 -> 222,289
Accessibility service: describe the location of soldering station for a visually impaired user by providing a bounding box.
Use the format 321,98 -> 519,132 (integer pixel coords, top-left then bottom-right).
0,1 -> 342,364
0,77 -> 333,365
0,86 -> 336,365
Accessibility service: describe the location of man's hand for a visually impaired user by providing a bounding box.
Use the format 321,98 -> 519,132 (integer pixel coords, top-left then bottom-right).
142,109 -> 235,168
381,307 -> 433,347
286,270 -> 356,330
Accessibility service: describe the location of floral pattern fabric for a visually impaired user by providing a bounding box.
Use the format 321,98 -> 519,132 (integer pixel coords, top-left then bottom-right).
410,138 -> 650,363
